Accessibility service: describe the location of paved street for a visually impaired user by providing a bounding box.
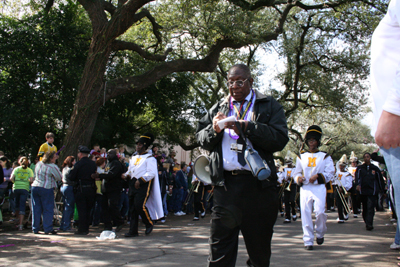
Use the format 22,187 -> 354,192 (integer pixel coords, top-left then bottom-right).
0,210 -> 398,266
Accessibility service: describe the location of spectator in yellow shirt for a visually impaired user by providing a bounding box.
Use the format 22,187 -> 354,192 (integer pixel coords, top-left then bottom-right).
37,132 -> 57,161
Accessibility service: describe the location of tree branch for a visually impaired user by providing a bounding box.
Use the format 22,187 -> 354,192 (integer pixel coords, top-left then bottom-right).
111,40 -> 172,61
44,0 -> 54,14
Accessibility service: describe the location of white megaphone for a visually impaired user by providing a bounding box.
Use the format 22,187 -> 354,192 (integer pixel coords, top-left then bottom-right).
193,155 -> 213,184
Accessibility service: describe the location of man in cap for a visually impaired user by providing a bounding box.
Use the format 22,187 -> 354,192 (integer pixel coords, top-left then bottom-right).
292,125 -> 335,250
196,64 -> 288,266
123,133 -> 163,237
92,149 -> 126,232
67,145 -> 97,235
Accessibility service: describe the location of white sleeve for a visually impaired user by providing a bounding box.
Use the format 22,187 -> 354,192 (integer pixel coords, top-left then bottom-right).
292,157 -> 303,184
320,156 -> 335,183
344,173 -> 353,191
383,0 -> 400,116
140,158 -> 157,182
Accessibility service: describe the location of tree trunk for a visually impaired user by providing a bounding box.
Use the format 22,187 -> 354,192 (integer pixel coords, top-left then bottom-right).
59,34 -> 111,164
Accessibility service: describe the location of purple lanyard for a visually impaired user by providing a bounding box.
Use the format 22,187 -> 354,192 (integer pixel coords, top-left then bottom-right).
227,90 -> 254,140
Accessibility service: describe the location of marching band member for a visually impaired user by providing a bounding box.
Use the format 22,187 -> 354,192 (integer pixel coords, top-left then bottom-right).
276,160 -> 284,217
293,125 -> 335,250
282,153 -> 297,223
348,152 -> 360,218
123,133 -> 163,237
192,174 -> 207,221
333,155 -> 353,223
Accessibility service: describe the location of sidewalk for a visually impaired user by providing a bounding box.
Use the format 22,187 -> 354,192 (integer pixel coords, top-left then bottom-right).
0,210 -> 398,266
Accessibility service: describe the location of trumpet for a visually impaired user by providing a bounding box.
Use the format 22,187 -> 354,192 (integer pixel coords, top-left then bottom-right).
285,177 -> 293,191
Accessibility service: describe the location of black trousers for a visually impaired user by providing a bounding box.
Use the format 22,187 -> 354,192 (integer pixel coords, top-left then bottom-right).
128,180 -> 153,234
284,183 -> 297,219
102,190 -> 124,230
360,194 -> 377,227
208,172 -> 278,267
350,183 -> 360,214
334,186 -> 348,220
75,187 -> 96,233
194,183 -> 205,217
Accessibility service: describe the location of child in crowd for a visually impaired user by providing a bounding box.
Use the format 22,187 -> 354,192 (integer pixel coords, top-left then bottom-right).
37,132 -> 57,161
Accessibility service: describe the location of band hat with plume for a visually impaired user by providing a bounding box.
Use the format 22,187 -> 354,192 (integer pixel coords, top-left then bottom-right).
284,151 -> 293,164
349,151 -> 358,162
338,154 -> 348,166
136,133 -> 155,148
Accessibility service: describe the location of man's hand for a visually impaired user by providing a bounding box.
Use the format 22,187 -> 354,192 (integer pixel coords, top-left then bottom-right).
91,172 -> 99,179
375,110 -> 400,149
225,120 -> 248,135
298,176 -> 305,185
309,174 -> 318,183
135,179 -> 140,189
212,112 -> 227,133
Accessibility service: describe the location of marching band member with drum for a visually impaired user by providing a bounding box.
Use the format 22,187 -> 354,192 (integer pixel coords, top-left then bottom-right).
282,153 -> 297,223
196,64 -> 288,267
123,133 -> 163,237
293,125 -> 335,250
333,155 -> 353,223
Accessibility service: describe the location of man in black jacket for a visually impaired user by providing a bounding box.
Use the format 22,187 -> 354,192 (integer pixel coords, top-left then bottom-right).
356,153 -> 385,230
196,64 -> 288,267
92,149 -> 126,232
68,146 -> 97,235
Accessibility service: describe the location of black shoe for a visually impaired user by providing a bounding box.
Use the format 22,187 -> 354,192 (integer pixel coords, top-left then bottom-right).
74,231 -> 89,235
305,246 -> 313,250
33,231 -> 39,234
145,225 -> 153,235
246,259 -> 255,267
45,230 -> 57,235
366,225 -> 374,231
115,224 -> 124,232
317,237 -> 324,245
284,218 -> 291,223
125,232 -> 139,238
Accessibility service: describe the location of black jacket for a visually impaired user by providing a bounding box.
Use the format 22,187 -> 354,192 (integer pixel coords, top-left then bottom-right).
356,163 -> 384,196
196,90 -> 288,187
99,158 -> 127,193
67,156 -> 97,186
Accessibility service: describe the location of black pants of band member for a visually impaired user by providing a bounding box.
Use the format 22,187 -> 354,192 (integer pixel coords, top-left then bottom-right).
75,188 -> 96,233
194,183 -> 205,218
102,190 -> 124,230
334,187 -> 348,220
360,194 -> 377,227
128,180 -> 153,234
208,172 -> 278,267
284,183 -> 297,219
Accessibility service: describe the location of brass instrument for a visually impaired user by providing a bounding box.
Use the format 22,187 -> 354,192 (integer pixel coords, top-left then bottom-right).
285,177 -> 293,191
193,181 -> 201,193
206,187 -> 214,202
278,180 -> 287,199
336,178 -> 351,214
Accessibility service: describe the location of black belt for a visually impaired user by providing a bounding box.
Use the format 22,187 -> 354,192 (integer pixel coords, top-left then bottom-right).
224,170 -> 252,176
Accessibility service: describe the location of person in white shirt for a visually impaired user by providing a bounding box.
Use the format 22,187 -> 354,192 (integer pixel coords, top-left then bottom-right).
122,133 -> 163,237
293,125 -> 335,250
